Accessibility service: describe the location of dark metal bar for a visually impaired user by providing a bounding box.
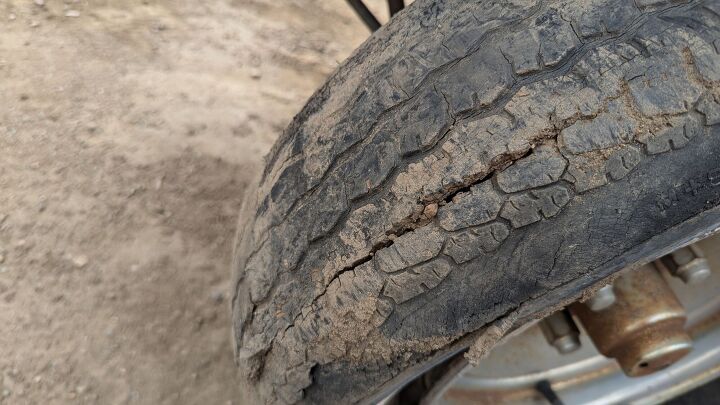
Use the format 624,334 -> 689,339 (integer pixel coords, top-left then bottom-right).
536,380 -> 565,405
346,0 -> 381,32
388,0 -> 405,16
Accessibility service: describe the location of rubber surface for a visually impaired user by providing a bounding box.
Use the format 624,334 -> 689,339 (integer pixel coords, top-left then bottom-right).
230,0 -> 720,403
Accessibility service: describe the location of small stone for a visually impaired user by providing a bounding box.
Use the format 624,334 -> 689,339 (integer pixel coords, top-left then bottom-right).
65,10 -> 80,18
2,388 -> 10,397
0,254 -> 4,264
75,385 -> 87,394
8,13 -> 16,21
34,0 -> 45,6
14,240 -> 26,248
422,203 -> 439,219
72,255 -> 89,269
29,21 -> 39,28
249,68 -> 262,80
129,264 -> 139,273
33,376 -> 42,384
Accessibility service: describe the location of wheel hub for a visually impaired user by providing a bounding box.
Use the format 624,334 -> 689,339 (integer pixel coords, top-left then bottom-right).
430,234 -> 720,404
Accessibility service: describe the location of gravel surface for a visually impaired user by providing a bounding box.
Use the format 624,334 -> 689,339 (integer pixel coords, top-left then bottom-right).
0,0 -> 386,403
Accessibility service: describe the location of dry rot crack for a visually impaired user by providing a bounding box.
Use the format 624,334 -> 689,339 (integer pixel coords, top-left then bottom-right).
356,101 -> 632,275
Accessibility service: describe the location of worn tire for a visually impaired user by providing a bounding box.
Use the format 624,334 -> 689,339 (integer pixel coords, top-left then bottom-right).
231,0 -> 720,403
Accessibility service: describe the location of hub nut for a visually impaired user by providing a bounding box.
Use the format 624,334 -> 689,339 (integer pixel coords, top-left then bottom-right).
571,264 -> 692,377
659,245 -> 711,285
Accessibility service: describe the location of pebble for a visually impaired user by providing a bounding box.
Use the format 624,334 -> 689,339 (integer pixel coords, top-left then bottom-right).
8,13 -> 16,21
65,10 -> 80,18
34,0 -> 45,6
72,255 -> 89,269
423,203 -> 439,218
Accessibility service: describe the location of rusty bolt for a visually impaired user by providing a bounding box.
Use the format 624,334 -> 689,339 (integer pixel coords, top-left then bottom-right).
540,310 -> 581,354
585,284 -> 616,312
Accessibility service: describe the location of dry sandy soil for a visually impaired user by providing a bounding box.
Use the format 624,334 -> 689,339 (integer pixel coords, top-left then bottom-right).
0,0 -> 391,403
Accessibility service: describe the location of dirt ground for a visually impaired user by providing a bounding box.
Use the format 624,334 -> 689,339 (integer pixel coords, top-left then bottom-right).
0,1 -> 390,403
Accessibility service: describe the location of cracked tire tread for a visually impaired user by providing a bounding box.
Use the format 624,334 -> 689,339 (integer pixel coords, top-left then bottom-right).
231,0 -> 720,403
